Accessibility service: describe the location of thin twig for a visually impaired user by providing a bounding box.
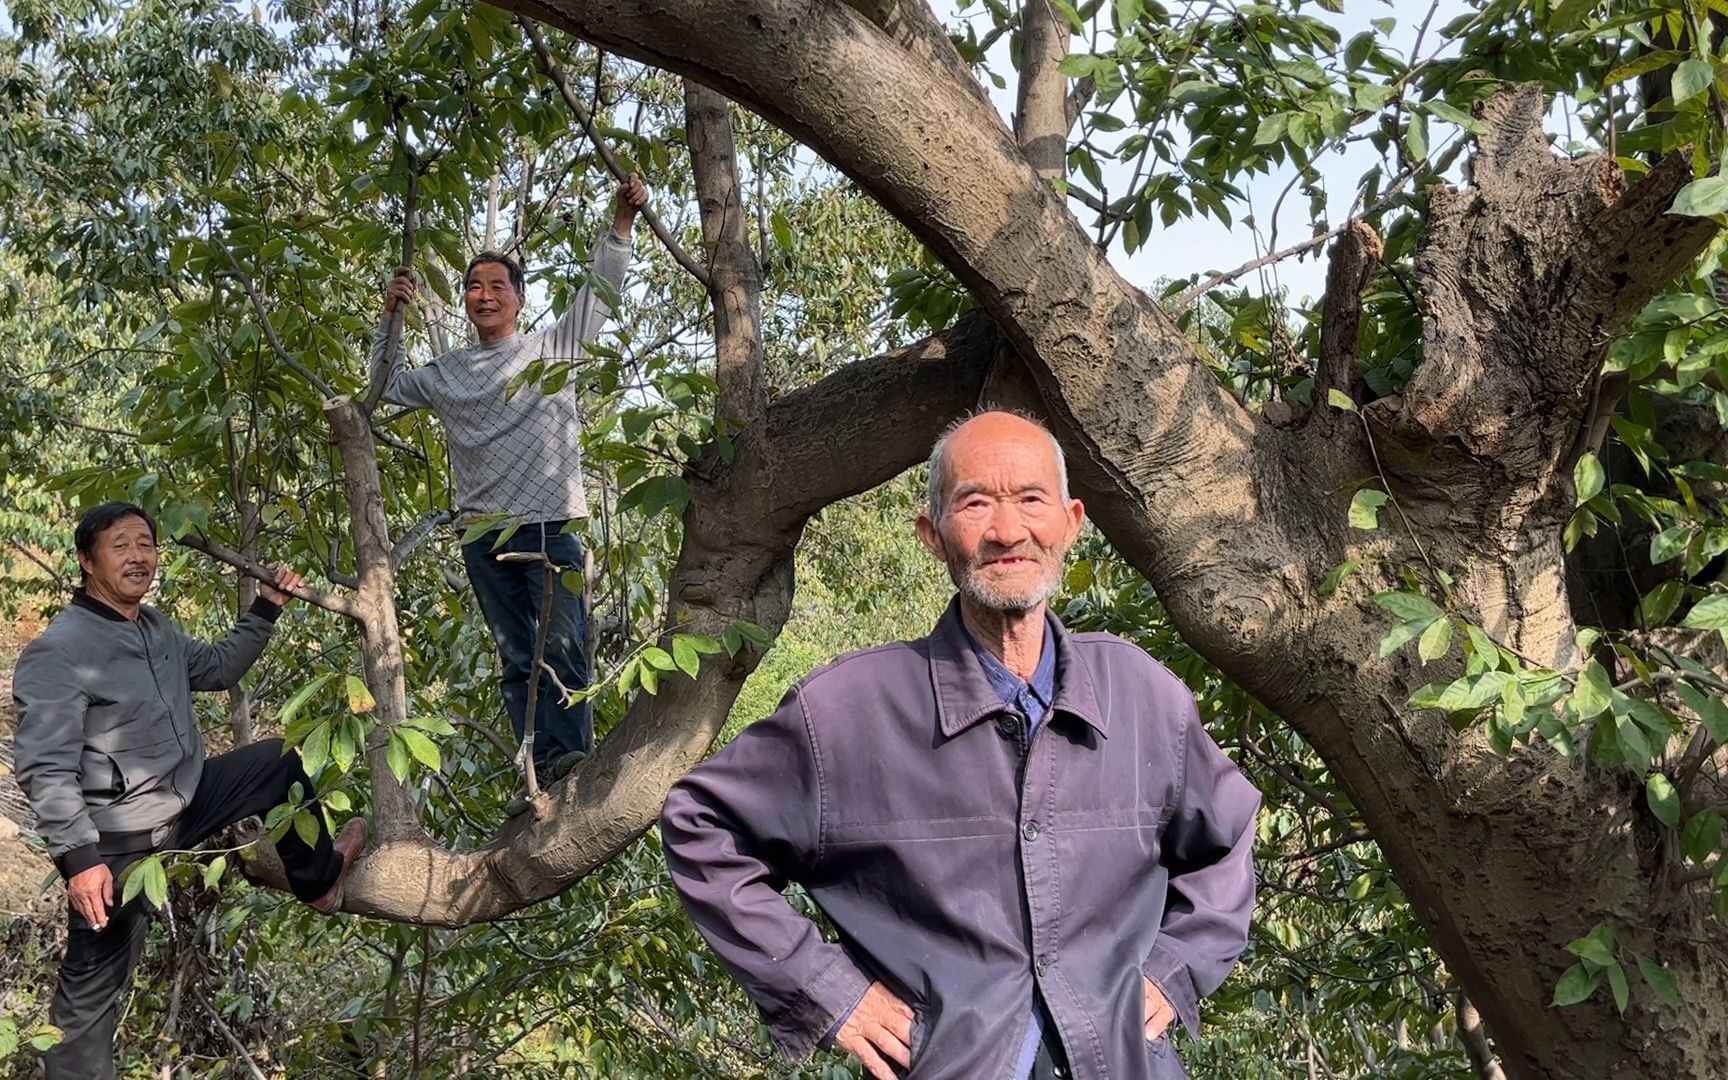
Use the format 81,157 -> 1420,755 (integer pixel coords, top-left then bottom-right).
1176,162 -> 1423,310
389,510 -> 454,573
202,1002 -> 268,1080
4,538 -> 67,591
518,16 -> 712,287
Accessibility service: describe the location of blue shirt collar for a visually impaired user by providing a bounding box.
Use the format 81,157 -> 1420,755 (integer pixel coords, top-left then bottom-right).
961,617 -> 1057,714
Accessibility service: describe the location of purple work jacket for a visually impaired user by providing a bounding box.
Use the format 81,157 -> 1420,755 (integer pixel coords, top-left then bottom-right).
661,598 -> 1260,1078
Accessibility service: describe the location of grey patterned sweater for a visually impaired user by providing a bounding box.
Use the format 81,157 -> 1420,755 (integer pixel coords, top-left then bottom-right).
374,230 -> 632,524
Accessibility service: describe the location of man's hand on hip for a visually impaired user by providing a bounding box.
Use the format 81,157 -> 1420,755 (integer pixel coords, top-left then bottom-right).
1144,975 -> 1177,1041
836,981 -> 915,1080
68,863 -> 113,930
258,567 -> 305,607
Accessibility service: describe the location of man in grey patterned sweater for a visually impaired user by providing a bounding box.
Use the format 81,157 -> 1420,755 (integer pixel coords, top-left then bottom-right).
373,175 -> 650,807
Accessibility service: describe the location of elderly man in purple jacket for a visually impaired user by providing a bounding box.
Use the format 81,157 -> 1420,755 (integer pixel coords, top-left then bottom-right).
661,410 -> 1260,1079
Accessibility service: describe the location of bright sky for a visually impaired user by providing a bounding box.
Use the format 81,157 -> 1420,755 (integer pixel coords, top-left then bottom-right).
941,0 -> 1472,303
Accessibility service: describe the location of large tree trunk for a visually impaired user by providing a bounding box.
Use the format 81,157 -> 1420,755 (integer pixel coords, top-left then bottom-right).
488,3 -> 1726,1076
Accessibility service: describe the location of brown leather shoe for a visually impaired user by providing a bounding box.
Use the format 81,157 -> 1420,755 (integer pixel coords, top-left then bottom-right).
309,817 -> 367,914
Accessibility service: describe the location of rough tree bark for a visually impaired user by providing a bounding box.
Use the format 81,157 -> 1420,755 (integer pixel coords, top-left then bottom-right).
463,3 -> 1724,1077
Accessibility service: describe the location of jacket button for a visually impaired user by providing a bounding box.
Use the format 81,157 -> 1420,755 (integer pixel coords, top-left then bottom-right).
1021,821 -> 1040,841
999,715 -> 1023,739
1035,955 -> 1051,976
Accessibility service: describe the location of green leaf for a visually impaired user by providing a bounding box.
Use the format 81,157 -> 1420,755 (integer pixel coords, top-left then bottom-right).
298,721 -> 331,776
1418,617 -> 1453,662
1607,960 -> 1630,1015
1681,808 -> 1723,863
1674,681 -> 1728,743
1403,111 -> 1429,161
1650,526 -> 1691,564
344,674 -> 376,714
24,1025 -> 60,1053
1566,923 -> 1618,967
1373,591 -> 1444,622
1318,558 -> 1364,597
0,1017 -> 16,1058
1573,452 -> 1604,506
642,646 -> 676,672
1379,617 -> 1436,658
395,728 -> 441,772
289,808 -> 317,848
1327,388 -> 1356,412
1349,488 -> 1389,529
1670,174 -> 1728,217
1672,57 -> 1713,105
1682,593 -> 1728,629
386,734 -> 411,782
1423,98 -> 1481,133
1639,581 -> 1684,627
203,855 -> 227,889
1646,772 -> 1682,828
143,858 -> 168,908
1636,953 -> 1683,1007
1571,659 -> 1612,720
1252,113 -> 1288,146
278,672 -> 336,725
770,208 -> 793,253
671,635 -> 701,678
1553,962 -> 1604,1006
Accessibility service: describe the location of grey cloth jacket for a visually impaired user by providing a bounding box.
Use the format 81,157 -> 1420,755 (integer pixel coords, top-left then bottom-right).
13,591 -> 280,879
661,598 -> 1261,1079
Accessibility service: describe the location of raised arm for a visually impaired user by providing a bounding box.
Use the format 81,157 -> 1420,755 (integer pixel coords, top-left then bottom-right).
1142,692 -> 1262,1038
13,637 -> 102,880
660,684 -> 873,1061
372,269 -> 435,409
540,175 -> 646,364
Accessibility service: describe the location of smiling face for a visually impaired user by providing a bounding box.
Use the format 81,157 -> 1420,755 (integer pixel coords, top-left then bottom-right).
917,413 -> 1085,616
78,513 -> 158,610
462,259 -> 524,341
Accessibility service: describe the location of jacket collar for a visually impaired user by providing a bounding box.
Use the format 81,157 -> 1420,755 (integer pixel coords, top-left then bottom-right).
71,587 -> 132,622
929,594 -> 1107,739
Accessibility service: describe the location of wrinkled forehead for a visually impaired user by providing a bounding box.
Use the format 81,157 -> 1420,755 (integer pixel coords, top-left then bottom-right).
464,262 -> 518,289
943,426 -> 1062,493
96,516 -> 156,543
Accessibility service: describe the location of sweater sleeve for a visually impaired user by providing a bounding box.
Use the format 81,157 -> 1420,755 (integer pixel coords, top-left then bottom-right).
12,636 -> 102,878
539,229 -> 632,365
660,685 -> 873,1061
1141,694 -> 1262,1039
372,314 -> 436,410
180,599 -> 280,692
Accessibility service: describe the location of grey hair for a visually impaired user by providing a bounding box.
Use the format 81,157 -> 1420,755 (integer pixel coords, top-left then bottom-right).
925,408 -> 1069,521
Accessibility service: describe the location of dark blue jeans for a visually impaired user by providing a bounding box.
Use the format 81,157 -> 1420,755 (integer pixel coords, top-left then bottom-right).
461,519 -> 592,767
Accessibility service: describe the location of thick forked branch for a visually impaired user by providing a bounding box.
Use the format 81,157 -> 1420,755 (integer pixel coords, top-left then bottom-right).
1015,0 -> 1070,181
519,16 -> 711,288
684,79 -> 767,429
178,533 -> 362,621
1398,84 -> 1717,470
1315,220 -> 1382,406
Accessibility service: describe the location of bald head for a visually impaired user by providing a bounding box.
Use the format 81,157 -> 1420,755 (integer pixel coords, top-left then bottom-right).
925,410 -> 1069,522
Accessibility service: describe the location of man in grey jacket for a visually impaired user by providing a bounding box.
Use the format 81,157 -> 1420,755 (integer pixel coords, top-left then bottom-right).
373,175 -> 649,808
661,412 -> 1261,1079
13,502 -> 366,1080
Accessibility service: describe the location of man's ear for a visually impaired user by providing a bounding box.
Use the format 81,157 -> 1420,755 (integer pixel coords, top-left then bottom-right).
915,513 -> 946,562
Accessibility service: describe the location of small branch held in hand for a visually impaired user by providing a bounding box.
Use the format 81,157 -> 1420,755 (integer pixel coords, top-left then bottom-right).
519,17 -> 711,288
179,533 -> 362,621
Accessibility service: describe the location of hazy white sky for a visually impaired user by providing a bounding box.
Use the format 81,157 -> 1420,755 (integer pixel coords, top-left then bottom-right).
941,0 -> 1473,303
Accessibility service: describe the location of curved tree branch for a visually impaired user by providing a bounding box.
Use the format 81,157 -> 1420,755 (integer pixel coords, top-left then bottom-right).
178,533 -> 362,621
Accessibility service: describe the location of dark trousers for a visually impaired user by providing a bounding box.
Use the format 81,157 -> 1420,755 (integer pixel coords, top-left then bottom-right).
460,520 -> 592,766
44,739 -> 341,1080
